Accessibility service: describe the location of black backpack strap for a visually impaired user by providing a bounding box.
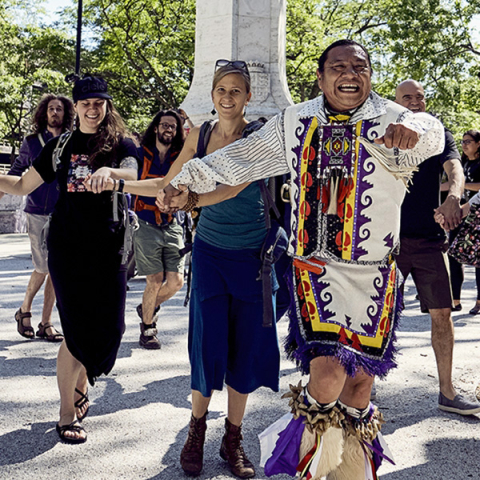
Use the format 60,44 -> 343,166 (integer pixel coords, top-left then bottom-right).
195,120 -> 215,158
183,259 -> 193,307
258,178 -> 281,229
257,177 -> 286,328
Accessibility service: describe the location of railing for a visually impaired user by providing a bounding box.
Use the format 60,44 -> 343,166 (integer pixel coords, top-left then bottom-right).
0,164 -> 10,174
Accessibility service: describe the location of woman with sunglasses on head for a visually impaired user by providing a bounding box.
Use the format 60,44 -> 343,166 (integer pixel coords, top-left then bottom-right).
447,130 -> 480,313
149,60 -> 279,479
0,76 -> 139,444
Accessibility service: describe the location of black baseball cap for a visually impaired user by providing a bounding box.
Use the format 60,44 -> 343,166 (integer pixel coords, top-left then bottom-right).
72,76 -> 112,103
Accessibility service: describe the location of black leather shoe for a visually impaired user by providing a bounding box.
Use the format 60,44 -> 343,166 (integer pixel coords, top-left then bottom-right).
469,304 -> 480,315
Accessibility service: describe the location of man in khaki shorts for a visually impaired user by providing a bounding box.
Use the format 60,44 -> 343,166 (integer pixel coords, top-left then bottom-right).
0,94 -> 74,340
133,110 -> 186,349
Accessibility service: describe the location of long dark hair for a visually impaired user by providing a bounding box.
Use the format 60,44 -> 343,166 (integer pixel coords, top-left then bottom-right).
141,110 -> 184,153
31,94 -> 74,134
461,129 -> 480,162
76,99 -> 130,169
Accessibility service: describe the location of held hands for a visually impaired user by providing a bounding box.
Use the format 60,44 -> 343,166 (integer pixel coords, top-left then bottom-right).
84,168 -> 114,193
433,209 -> 446,229
374,124 -> 420,150
434,200 -> 469,232
156,183 -> 188,213
433,195 -> 462,232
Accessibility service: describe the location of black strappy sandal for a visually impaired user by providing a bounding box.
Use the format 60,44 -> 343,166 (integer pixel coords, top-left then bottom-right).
15,309 -> 34,339
56,421 -> 87,444
74,388 -> 90,421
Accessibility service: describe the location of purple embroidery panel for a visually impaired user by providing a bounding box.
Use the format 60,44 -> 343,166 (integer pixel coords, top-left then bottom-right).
291,117 -> 316,255
320,125 -> 354,172
351,120 -> 375,260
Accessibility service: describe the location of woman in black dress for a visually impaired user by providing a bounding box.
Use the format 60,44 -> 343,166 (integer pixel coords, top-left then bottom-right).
0,76 -> 138,443
449,130 -> 480,313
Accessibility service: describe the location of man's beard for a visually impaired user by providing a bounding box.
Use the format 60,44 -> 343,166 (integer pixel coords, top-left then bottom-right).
157,132 -> 173,145
48,117 -> 62,128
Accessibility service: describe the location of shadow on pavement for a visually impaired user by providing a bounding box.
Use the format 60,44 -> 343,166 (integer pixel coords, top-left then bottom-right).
380,437 -> 479,479
0,422 -> 57,466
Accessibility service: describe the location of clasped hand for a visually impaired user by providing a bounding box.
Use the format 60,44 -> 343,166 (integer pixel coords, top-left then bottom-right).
156,184 -> 188,213
84,167 -> 115,193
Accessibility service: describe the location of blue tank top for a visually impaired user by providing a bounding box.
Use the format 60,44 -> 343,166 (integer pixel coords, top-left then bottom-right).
196,181 -> 267,249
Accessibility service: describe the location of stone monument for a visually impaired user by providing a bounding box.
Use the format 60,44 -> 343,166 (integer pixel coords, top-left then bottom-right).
0,194 -> 26,233
181,0 -> 293,124
0,161 -> 27,234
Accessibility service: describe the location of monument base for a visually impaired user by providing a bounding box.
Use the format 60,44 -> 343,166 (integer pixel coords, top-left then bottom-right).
0,195 -> 27,233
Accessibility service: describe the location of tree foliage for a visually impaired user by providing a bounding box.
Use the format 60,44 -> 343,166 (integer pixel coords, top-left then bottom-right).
285,0 -> 480,137
80,0 -> 196,133
1,0 -> 479,147
0,0 -> 75,156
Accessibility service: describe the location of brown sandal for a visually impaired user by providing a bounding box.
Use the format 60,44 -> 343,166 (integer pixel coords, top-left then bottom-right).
15,309 -> 34,339
36,322 -> 64,342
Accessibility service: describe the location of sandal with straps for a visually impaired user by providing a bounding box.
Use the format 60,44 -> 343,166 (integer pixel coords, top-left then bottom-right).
74,388 -> 90,421
36,322 -> 64,342
15,309 -> 34,339
56,421 -> 87,444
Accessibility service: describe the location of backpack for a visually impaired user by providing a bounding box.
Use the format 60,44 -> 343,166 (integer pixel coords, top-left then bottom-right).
258,179 -> 290,327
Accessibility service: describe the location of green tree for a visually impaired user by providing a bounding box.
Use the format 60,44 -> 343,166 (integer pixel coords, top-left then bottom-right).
81,0 -> 196,133
0,0 -> 76,158
285,0 -> 480,137
2,0 -> 479,145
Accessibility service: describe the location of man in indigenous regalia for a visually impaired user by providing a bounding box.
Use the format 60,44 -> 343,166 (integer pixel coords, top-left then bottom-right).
162,40 -> 445,479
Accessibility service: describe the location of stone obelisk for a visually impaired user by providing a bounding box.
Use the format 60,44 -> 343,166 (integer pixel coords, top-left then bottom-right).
181,0 -> 293,124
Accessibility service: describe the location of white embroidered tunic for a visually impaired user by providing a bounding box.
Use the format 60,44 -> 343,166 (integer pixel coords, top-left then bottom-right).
172,92 -> 444,376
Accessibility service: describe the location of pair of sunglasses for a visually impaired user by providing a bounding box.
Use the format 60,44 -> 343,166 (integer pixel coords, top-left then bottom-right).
215,59 -> 249,72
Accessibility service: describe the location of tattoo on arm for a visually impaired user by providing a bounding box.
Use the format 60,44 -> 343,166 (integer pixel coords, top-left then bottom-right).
119,156 -> 138,170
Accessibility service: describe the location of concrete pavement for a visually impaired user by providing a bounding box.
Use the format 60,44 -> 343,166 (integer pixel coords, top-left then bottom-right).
0,233 -> 479,480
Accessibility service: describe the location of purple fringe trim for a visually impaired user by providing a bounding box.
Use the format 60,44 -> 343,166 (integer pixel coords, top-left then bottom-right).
284,265 -> 404,378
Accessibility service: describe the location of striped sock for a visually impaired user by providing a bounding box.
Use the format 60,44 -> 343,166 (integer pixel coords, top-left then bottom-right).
337,399 -> 370,419
304,386 -> 337,412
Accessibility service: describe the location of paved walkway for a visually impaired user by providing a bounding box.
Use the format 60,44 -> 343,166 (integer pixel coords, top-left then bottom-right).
0,233 -> 479,479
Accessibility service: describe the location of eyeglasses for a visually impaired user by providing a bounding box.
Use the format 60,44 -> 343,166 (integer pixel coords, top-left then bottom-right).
159,122 -> 177,131
215,59 -> 249,72
461,139 -> 473,145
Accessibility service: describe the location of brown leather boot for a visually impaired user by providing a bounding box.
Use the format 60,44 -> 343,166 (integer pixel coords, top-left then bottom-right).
219,418 -> 255,479
180,412 -> 207,476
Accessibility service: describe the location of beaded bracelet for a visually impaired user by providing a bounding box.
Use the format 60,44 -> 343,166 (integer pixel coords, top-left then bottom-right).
182,190 -> 199,213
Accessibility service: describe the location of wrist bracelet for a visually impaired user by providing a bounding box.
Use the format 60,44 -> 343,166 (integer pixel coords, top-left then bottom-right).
182,190 -> 199,213
118,179 -> 125,193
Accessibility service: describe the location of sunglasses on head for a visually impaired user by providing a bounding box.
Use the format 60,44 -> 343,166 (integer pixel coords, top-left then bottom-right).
215,59 -> 249,72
